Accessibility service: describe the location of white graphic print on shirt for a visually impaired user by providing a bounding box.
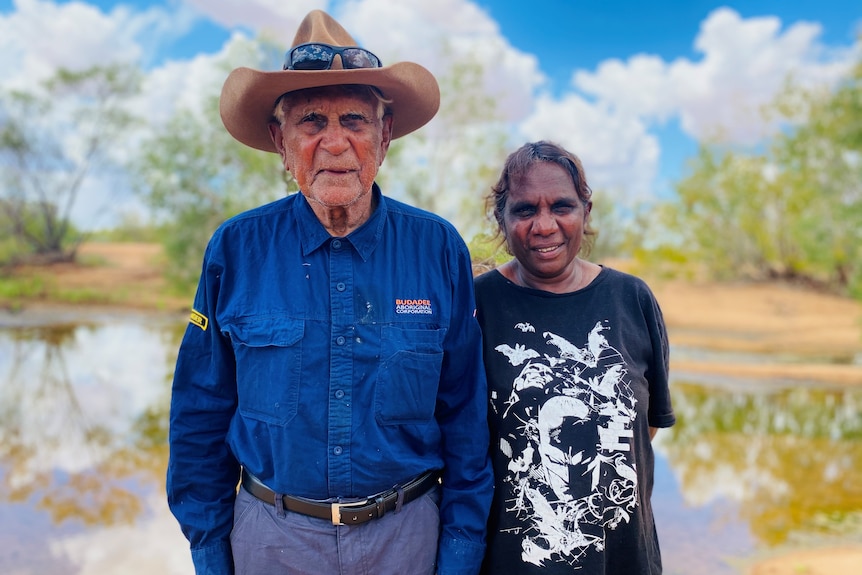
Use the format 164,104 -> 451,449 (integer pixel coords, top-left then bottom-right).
493,320 -> 639,567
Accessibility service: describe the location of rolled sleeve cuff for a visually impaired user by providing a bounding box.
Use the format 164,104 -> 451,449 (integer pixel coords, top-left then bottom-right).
191,539 -> 233,575
436,536 -> 485,575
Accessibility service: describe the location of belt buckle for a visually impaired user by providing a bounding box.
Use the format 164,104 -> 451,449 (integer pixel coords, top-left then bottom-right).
330,499 -> 368,525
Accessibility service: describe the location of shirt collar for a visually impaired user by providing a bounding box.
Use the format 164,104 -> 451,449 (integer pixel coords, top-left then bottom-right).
296,183 -> 386,262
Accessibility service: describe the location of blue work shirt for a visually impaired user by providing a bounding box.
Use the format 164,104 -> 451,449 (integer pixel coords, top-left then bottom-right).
167,185 -> 493,575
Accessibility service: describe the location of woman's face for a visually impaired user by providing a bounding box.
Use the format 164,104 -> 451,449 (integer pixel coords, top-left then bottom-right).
502,161 -> 591,284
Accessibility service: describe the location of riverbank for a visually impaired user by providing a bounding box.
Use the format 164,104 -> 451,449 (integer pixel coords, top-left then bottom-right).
1,242 -> 189,312
9,242 -> 861,381
652,276 -> 862,386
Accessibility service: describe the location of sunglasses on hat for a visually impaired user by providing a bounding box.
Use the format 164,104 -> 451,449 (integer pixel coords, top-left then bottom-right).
284,43 -> 382,71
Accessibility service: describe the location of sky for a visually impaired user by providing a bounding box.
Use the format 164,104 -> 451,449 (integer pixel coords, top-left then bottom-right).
1,0 -> 860,232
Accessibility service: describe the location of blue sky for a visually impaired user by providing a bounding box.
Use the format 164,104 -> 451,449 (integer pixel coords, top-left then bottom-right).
481,1 -> 861,83
1,0 -> 860,231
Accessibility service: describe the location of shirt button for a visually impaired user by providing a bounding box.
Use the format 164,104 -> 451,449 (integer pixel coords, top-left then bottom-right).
336,336 -> 346,345
336,282 -> 346,292
332,239 -> 342,249
335,389 -> 345,399
333,446 -> 343,455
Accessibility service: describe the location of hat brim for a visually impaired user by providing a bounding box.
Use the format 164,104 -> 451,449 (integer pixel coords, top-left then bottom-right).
220,63 -> 440,153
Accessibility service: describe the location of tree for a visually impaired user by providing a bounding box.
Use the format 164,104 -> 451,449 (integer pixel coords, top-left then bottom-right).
769,60 -> 862,294
652,57 -> 862,295
134,95 -> 295,290
377,50 -> 510,240
0,65 -> 141,263
660,146 -> 782,279
134,40 -> 294,291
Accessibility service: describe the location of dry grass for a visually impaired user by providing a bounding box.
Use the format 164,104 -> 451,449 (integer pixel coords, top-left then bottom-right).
3,242 -> 189,312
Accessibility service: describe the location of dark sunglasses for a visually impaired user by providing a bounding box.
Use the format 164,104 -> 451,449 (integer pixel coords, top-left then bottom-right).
283,42 -> 382,71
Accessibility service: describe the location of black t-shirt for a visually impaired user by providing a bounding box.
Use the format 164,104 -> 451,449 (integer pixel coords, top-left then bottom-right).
475,267 -> 675,575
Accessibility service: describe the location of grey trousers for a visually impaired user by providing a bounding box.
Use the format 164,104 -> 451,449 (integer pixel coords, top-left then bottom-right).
230,484 -> 440,575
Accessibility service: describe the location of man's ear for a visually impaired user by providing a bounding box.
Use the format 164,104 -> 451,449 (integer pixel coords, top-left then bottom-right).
378,114 -> 394,163
268,122 -> 286,158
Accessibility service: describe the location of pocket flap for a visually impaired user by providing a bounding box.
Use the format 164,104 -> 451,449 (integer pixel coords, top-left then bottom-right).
231,317 -> 304,347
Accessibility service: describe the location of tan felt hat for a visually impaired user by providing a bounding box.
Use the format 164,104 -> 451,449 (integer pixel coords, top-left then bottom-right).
219,10 -> 441,153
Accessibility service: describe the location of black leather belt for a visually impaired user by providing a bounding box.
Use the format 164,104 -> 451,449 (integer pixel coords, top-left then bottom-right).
241,469 -> 441,525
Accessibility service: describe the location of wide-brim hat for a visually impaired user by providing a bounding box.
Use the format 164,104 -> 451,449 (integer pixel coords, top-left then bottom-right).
220,10 -> 441,153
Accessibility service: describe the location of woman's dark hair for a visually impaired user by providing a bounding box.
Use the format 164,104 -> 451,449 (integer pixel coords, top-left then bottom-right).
486,140 -> 596,250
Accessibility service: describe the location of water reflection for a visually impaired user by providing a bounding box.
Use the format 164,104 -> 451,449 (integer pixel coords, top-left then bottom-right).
657,377 -> 862,573
0,311 -> 190,575
0,312 -> 860,574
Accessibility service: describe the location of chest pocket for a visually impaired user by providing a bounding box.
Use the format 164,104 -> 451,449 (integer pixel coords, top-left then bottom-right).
229,318 -> 303,426
375,326 -> 445,425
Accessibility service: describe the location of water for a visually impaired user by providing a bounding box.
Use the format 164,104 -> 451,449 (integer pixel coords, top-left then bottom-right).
654,379 -> 862,574
0,310 -> 860,574
0,310 -> 191,575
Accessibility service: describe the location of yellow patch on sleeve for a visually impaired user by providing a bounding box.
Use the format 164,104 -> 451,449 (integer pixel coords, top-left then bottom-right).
189,309 -> 208,331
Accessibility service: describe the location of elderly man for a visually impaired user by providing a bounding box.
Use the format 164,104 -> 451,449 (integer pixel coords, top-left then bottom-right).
166,10 -> 493,575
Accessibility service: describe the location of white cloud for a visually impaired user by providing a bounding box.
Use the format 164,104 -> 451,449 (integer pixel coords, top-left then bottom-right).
0,1 -> 265,229
338,0 -> 545,124
53,492 -> 194,575
0,0 -> 136,89
0,0 -> 543,233
572,7 -> 858,145
184,0 -> 327,43
525,6 -> 860,209
0,0 -> 196,90
136,34 -> 252,125
86,34 -> 269,228
518,93 -> 660,205
573,54 -> 674,121
669,7 -> 837,144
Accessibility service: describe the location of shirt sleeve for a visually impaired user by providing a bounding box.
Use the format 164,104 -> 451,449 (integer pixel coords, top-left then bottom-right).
643,283 -> 676,429
166,237 -> 240,575
434,239 -> 495,575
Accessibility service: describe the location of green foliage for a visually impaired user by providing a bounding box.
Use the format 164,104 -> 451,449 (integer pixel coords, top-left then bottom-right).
378,48 -> 509,237
88,213 -> 162,243
134,41 -> 294,292
647,58 -> 862,296
468,231 -> 510,275
769,60 -> 862,293
0,267 -> 133,308
661,147 -> 779,279
135,100 -> 293,290
0,275 -> 47,300
0,203 -> 81,265
0,273 -> 119,310
0,64 -> 142,261
585,200 -> 653,263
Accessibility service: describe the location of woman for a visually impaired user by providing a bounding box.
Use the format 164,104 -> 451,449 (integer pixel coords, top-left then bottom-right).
475,141 -> 675,574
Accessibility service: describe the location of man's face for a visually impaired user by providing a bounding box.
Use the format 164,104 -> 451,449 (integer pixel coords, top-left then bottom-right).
271,87 -> 392,211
